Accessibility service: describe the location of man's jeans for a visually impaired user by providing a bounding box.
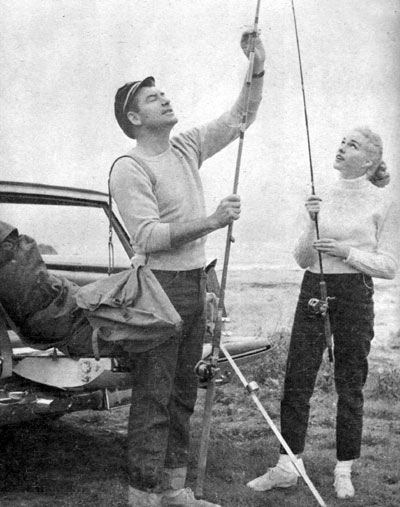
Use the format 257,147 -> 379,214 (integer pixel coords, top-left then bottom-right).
280,271 -> 375,461
127,268 -> 206,491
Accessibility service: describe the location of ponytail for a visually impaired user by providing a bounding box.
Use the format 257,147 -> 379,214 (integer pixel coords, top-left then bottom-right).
369,161 -> 390,188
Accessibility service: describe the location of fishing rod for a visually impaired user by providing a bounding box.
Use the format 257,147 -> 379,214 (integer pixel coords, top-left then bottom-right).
291,0 -> 334,362
195,0 -> 262,497
220,342 -> 328,507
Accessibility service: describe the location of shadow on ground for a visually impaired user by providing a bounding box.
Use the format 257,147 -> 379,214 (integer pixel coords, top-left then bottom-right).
0,416 -> 127,506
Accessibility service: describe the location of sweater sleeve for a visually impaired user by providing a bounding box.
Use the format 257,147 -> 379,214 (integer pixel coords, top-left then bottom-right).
344,201 -> 400,279
172,75 -> 264,166
109,158 -> 171,253
293,207 -> 318,269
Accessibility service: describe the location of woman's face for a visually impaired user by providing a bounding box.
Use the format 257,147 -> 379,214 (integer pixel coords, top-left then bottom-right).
333,130 -> 373,179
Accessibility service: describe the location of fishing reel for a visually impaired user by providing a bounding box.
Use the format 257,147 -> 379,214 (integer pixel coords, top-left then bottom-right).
194,359 -> 219,383
308,297 -> 331,317
194,358 -> 231,388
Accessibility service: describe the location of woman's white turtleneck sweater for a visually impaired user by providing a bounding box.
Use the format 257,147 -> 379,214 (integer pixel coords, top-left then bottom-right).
294,175 -> 399,279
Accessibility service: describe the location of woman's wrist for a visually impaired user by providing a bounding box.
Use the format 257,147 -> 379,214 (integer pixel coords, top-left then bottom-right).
341,245 -> 351,260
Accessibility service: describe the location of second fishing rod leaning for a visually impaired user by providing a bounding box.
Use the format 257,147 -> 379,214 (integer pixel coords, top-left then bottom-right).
195,0 -> 262,498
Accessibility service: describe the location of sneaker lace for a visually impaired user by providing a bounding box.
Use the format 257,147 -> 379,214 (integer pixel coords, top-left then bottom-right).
273,463 -> 297,476
168,488 -> 194,501
182,488 -> 195,499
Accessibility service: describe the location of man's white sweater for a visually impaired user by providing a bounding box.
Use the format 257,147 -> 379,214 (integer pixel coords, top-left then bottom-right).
110,79 -> 262,271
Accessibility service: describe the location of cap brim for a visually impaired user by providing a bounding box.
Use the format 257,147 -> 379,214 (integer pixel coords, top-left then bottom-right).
140,76 -> 155,88
133,76 -> 155,101
123,76 -> 155,113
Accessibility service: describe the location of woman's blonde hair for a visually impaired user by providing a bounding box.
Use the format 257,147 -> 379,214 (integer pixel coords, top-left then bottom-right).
355,127 -> 390,188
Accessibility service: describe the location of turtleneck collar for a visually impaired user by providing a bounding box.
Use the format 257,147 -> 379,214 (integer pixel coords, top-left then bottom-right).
335,174 -> 370,190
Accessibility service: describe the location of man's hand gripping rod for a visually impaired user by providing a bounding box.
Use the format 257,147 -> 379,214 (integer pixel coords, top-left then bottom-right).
195,0 -> 262,498
291,0 -> 333,362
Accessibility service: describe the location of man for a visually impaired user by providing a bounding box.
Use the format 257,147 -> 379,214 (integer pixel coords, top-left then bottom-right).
111,29 -> 265,507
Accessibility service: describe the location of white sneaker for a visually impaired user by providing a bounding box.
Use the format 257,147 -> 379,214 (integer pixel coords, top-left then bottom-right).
246,459 -> 305,491
334,472 -> 355,499
128,486 -> 162,506
161,487 -> 221,507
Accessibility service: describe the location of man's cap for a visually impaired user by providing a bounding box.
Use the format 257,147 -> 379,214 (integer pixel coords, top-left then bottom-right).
0,221 -> 18,243
114,76 -> 155,139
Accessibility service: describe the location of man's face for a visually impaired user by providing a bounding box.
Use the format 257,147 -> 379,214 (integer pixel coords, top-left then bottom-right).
127,86 -> 178,131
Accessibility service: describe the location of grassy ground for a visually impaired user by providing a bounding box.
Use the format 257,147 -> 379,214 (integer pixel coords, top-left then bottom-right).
1,270 -> 399,507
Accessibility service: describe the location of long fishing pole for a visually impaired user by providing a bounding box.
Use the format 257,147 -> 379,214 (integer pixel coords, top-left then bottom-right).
195,0 -> 262,497
220,343 -> 328,507
291,0 -> 333,362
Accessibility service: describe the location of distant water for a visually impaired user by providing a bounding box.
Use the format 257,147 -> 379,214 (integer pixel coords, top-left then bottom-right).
206,241 -> 300,272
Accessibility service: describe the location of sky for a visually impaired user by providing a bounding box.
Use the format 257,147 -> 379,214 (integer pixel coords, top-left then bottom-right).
1,0 -> 399,252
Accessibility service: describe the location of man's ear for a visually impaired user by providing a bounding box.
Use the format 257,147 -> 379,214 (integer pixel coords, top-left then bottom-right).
127,111 -> 141,127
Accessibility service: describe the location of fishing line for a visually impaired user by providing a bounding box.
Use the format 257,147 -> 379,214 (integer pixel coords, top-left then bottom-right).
291,0 -> 333,361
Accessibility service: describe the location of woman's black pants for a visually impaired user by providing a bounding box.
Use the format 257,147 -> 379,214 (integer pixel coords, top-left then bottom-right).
280,271 -> 374,461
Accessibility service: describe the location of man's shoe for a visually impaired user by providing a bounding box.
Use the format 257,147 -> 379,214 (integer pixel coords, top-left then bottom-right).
161,487 -> 221,507
334,472 -> 355,499
246,458 -> 305,491
128,485 -> 162,507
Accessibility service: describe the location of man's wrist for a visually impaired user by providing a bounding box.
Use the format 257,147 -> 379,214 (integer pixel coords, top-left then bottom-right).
206,215 -> 221,233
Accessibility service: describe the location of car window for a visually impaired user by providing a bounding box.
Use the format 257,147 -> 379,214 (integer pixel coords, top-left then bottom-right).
0,203 -> 130,266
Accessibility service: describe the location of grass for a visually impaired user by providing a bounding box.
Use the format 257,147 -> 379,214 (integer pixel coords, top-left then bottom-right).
1,336 -> 399,507
1,272 -> 399,507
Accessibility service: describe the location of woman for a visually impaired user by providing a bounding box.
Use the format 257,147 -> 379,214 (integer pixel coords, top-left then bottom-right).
247,127 -> 399,499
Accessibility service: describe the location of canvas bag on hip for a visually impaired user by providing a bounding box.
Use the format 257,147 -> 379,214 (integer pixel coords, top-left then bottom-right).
75,263 -> 182,348
76,153 -> 182,352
